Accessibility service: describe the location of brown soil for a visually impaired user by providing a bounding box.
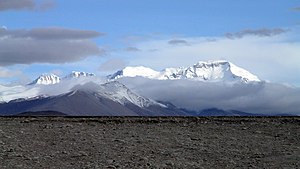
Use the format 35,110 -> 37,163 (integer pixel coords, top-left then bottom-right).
0,117 -> 299,169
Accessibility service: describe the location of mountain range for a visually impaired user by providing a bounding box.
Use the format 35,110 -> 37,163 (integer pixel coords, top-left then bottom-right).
108,60 -> 260,83
0,60 -> 295,116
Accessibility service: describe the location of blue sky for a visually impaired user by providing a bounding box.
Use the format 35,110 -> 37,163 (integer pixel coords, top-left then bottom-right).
0,0 -> 300,85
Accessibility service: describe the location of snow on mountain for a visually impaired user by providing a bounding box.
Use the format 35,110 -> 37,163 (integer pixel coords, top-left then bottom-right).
64,71 -> 95,79
0,71 -> 98,103
100,81 -> 166,108
107,66 -> 160,79
29,71 -> 95,86
74,81 -> 166,108
108,60 -> 261,83
161,60 -> 261,82
1,61 -> 259,106
2,74 -> 164,108
0,81 -> 188,116
30,74 -> 60,85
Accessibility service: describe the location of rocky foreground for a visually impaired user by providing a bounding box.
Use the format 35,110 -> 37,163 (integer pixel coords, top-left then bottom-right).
0,117 -> 299,168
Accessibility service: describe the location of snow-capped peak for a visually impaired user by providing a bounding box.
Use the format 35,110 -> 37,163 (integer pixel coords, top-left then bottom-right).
29,71 -> 96,86
184,60 -> 260,82
107,66 -> 160,79
108,60 -> 261,83
64,71 -> 95,79
30,74 -> 60,85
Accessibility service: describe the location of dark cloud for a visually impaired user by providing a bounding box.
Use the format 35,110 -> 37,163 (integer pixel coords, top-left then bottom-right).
168,39 -> 188,45
0,0 -> 55,11
125,47 -> 140,52
292,7 -> 300,11
119,78 -> 300,115
225,28 -> 288,39
99,58 -> 128,72
0,27 -> 104,66
0,0 -> 34,11
0,27 -> 102,40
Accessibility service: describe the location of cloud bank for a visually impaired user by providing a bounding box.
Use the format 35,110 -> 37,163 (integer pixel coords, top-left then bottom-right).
0,27 -> 104,66
0,0 -> 55,11
119,77 -> 300,115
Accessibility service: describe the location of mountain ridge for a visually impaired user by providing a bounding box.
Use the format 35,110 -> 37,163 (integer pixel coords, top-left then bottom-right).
28,61 -> 261,86
108,60 -> 260,83
29,71 -> 96,85
29,74 -> 60,85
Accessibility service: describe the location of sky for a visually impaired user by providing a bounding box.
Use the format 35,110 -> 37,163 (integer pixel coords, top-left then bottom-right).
0,0 -> 300,85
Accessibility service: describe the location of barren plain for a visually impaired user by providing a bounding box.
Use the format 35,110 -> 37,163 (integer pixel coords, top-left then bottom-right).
0,117 -> 299,168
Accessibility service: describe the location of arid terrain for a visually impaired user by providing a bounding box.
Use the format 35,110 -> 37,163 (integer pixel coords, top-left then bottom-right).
0,117 -> 299,168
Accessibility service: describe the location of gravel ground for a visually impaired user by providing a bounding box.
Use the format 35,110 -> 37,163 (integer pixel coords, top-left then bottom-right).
0,117 -> 299,169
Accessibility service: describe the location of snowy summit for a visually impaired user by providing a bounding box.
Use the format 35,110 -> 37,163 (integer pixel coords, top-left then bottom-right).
30,74 -> 60,85
108,60 -> 260,83
30,71 -> 95,85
